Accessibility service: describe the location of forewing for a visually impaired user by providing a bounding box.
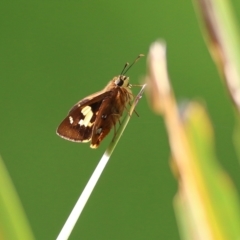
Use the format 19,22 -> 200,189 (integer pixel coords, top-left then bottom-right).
57,91 -> 111,142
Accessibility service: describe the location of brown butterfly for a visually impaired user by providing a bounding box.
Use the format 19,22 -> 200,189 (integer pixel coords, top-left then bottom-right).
56,54 -> 144,148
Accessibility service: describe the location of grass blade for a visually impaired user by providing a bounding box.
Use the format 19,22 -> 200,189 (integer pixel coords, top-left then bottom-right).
56,84 -> 146,240
0,155 -> 35,240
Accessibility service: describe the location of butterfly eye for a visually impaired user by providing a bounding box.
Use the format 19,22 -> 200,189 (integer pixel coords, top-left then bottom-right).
115,78 -> 124,86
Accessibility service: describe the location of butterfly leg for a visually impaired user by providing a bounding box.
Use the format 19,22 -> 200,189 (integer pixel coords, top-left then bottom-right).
127,102 -> 139,117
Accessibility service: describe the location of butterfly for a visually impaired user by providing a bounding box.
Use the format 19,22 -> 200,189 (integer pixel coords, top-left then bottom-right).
56,54 -> 144,148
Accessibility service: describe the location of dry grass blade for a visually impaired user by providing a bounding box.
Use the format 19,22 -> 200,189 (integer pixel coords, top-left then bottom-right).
145,40 -> 240,240
193,0 -> 240,113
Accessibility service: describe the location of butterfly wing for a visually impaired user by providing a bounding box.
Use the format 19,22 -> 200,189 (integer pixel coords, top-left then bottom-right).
56,91 -> 111,142
90,88 -> 127,148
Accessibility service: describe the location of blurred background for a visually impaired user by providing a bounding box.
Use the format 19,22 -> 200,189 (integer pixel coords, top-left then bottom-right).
1,1 -> 240,239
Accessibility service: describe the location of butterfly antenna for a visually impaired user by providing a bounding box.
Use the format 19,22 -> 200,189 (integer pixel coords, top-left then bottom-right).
120,62 -> 129,75
123,54 -> 144,75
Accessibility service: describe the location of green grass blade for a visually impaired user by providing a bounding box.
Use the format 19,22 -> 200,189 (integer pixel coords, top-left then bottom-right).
0,155 -> 35,240
176,103 -> 240,240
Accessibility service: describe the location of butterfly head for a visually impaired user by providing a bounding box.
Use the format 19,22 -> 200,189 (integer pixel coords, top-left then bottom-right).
114,75 -> 130,87
116,54 -> 144,88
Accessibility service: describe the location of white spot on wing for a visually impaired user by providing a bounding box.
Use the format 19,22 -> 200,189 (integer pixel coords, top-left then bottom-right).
90,144 -> 98,149
69,116 -> 73,124
81,106 -> 92,116
79,119 -> 84,125
78,110 -> 93,127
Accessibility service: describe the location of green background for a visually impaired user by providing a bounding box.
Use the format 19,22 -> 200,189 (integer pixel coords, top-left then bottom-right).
1,1 -> 240,239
